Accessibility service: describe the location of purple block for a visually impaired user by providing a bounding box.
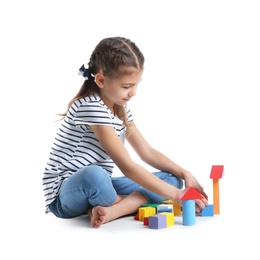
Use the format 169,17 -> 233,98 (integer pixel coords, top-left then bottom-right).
148,214 -> 167,229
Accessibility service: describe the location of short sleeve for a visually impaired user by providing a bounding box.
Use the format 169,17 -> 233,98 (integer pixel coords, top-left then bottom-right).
72,99 -> 114,128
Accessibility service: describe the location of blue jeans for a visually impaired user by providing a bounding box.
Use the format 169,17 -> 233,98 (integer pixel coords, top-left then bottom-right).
49,165 -> 183,218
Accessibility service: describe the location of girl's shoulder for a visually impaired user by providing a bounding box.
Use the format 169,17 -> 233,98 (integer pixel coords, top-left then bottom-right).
78,93 -> 102,104
73,94 -> 113,117
75,93 -> 107,110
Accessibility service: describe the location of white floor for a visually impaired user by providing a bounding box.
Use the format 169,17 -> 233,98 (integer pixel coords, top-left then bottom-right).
1,1 -> 260,259
2,175 -> 258,260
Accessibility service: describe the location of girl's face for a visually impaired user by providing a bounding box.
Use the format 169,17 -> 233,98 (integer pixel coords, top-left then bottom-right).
97,70 -> 143,112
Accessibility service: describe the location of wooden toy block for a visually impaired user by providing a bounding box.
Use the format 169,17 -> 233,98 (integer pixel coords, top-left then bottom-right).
138,206 -> 156,221
159,212 -> 174,227
213,179 -> 220,214
162,200 -> 182,215
157,204 -> 173,213
182,200 -> 196,226
210,165 -> 224,179
210,165 -> 224,215
201,204 -> 214,216
173,203 -> 182,215
178,186 -> 204,200
148,214 -> 167,229
134,213 -> 139,220
143,217 -> 149,225
178,187 -> 203,226
141,203 -> 161,209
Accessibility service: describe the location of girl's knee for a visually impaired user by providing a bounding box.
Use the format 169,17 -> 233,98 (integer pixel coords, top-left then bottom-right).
169,174 -> 184,189
79,165 -> 111,186
154,171 -> 184,189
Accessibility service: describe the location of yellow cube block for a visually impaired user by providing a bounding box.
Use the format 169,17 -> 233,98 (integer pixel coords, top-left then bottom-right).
159,212 -> 174,227
138,206 -> 156,221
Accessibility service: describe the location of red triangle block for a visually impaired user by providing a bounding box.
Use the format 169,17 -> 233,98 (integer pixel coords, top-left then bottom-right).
178,186 -> 204,200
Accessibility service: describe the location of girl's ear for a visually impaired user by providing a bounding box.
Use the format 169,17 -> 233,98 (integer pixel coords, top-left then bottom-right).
94,73 -> 105,88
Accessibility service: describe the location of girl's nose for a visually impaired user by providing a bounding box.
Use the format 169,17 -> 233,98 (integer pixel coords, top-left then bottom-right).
128,86 -> 137,97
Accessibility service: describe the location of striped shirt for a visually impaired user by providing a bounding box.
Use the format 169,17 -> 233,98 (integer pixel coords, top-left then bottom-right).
42,93 -> 133,213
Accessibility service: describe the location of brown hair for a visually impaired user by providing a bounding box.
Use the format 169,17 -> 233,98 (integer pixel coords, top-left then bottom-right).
59,37 -> 145,126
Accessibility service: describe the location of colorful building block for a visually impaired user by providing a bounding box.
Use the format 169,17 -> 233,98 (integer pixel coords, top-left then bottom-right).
138,206 -> 156,221
157,204 -> 173,213
162,200 -> 182,215
159,212 -> 174,227
134,213 -> 139,220
143,217 -> 149,225
210,165 -> 224,214
141,203 -> 161,209
173,203 -> 182,215
178,186 -> 204,226
182,200 -> 196,225
148,214 -> 167,229
201,204 -> 214,216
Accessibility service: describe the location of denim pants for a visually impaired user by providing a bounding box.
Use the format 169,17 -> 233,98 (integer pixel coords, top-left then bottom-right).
49,165 -> 183,218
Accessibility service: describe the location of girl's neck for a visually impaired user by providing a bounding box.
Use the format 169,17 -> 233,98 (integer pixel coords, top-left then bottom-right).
99,93 -> 115,114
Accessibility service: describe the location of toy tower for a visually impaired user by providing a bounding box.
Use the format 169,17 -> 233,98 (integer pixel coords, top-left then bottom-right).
178,186 -> 204,226
210,165 -> 224,214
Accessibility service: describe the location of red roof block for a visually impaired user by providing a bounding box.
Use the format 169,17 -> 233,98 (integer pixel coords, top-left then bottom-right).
210,165 -> 224,179
178,186 -> 204,200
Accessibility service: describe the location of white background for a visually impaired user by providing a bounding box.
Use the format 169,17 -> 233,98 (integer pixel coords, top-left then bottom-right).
1,0 -> 259,259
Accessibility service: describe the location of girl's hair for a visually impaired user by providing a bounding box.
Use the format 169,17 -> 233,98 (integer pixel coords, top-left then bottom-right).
59,37 -> 145,126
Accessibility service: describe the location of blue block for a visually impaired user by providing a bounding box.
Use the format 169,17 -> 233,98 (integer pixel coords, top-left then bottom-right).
201,204 -> 214,216
182,200 -> 196,226
157,209 -> 173,213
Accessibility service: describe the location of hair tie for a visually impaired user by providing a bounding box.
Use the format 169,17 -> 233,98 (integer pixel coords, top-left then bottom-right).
78,64 -> 93,80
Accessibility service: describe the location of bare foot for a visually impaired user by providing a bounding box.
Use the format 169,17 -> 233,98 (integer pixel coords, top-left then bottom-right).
88,195 -> 126,228
89,192 -> 148,228
90,206 -> 111,228
89,195 -> 127,228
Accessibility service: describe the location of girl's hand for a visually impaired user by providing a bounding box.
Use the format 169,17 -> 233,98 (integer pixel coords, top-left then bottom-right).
184,172 -> 208,198
183,171 -> 209,213
195,197 -> 208,213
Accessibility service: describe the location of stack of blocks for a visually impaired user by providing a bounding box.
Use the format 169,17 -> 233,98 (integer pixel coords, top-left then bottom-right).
135,165 -> 224,229
138,203 -> 175,229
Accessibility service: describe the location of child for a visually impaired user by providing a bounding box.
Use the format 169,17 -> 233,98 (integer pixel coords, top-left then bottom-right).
43,36 -> 208,228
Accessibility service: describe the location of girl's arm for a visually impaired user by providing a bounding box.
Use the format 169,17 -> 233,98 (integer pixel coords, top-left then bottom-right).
89,124 -> 183,205
126,122 -> 208,201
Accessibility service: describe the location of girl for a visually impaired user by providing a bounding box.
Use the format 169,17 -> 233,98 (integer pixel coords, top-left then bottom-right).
43,36 -> 208,228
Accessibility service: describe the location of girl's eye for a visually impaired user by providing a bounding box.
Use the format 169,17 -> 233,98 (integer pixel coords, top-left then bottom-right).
122,86 -> 131,89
